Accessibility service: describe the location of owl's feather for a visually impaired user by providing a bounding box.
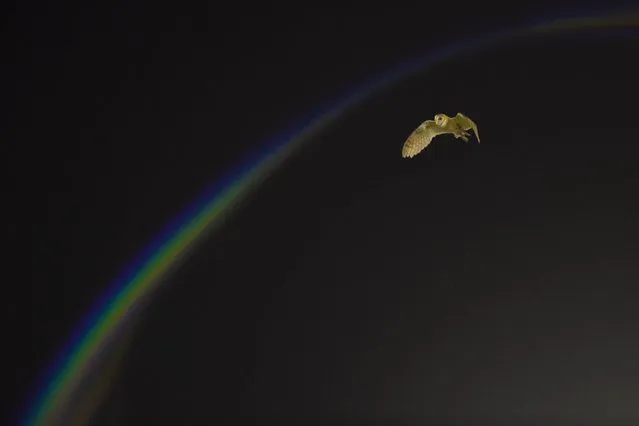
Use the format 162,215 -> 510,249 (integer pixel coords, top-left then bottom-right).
453,113 -> 480,143
401,120 -> 449,158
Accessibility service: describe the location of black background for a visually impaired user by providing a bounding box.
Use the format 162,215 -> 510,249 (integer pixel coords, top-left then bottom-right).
8,3 -> 639,426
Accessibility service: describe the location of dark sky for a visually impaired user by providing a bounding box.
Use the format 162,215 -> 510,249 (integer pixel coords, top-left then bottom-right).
9,3 -> 639,426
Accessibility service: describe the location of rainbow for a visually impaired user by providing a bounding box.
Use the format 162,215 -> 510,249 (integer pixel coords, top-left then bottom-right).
20,8 -> 639,426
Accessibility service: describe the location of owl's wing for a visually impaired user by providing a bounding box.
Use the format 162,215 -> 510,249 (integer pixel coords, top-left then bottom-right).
402,120 -> 448,158
453,113 -> 480,143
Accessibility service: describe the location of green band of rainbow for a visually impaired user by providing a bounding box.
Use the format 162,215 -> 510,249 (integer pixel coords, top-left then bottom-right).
21,9 -> 639,426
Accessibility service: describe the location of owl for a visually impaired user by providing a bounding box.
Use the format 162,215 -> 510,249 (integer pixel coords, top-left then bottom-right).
401,113 -> 480,158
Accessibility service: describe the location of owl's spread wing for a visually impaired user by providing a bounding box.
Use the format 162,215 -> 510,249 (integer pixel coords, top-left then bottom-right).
453,113 -> 480,143
402,120 -> 448,158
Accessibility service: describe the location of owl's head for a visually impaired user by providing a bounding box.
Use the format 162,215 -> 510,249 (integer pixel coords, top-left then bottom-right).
434,114 -> 447,126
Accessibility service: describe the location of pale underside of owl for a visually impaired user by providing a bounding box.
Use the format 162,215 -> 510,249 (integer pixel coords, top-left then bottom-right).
402,112 -> 480,159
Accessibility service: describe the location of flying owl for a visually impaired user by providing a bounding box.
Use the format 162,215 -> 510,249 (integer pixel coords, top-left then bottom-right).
401,113 -> 480,158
